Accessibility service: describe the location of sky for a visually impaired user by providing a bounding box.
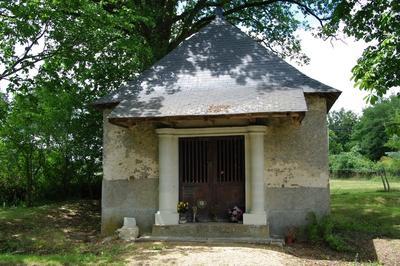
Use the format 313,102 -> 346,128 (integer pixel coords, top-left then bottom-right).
288,30 -> 370,114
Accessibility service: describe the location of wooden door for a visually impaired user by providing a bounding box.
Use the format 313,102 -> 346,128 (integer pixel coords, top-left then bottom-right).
179,136 -> 245,222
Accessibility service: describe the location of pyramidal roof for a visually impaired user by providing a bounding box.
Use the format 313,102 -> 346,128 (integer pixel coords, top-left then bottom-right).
94,15 -> 340,121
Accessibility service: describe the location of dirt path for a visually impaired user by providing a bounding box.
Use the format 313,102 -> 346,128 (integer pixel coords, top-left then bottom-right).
373,238 -> 400,266
126,244 -> 352,265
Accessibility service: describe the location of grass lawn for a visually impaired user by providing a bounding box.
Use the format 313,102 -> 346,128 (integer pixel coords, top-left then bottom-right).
331,178 -> 400,238
0,200 -> 135,265
329,178 -> 400,262
0,178 -> 399,265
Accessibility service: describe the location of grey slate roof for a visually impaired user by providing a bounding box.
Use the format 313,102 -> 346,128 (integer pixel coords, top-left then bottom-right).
94,16 -> 341,119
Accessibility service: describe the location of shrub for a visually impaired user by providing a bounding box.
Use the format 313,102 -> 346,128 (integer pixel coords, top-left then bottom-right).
329,147 -> 379,178
305,212 -> 350,252
378,156 -> 400,177
324,234 -> 349,252
329,150 -> 377,172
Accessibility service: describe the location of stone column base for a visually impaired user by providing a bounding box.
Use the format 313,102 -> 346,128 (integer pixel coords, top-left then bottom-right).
243,213 -> 267,225
155,211 -> 179,225
117,226 -> 139,241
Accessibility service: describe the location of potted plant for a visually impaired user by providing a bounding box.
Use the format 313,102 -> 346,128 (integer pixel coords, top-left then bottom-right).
228,206 -> 243,223
177,201 -> 189,223
285,226 -> 297,245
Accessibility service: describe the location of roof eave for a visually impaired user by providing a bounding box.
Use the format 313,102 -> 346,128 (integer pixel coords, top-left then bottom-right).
305,91 -> 342,112
108,111 -> 307,128
91,101 -> 120,110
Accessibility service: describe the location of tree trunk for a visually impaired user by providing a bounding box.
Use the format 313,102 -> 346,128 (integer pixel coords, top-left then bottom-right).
62,154 -> 71,198
380,170 -> 390,192
383,171 -> 390,192
138,2 -> 176,62
25,153 -> 33,207
380,175 -> 387,191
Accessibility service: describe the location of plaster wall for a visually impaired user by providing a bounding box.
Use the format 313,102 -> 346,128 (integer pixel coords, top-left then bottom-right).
264,95 -> 329,188
102,109 -> 158,181
102,109 -> 159,234
264,95 -> 330,235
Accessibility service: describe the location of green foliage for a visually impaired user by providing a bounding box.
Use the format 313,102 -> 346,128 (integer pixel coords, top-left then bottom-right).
0,83 -> 102,205
0,1 -> 341,87
352,96 -> 400,161
324,0 -> 400,101
378,156 -> 400,174
385,112 -> 400,164
306,212 -> 350,252
0,0 -> 152,88
328,97 -> 400,171
329,96 -> 400,177
329,147 -> 377,172
328,108 -> 359,154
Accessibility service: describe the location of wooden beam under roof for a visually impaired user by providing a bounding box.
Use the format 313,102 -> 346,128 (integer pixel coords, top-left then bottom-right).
108,111 -> 306,128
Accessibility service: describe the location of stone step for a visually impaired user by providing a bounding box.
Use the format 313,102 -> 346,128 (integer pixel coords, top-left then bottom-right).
137,235 -> 284,246
152,223 -> 269,239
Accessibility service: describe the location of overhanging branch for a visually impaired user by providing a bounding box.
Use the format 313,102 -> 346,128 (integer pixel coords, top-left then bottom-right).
171,0 -> 331,51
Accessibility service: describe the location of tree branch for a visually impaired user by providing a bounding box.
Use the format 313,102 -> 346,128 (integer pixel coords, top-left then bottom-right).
224,0 -> 280,16
0,24 -> 49,81
283,0 -> 331,27
170,0 -> 331,51
0,52 -> 54,80
173,0 -> 215,23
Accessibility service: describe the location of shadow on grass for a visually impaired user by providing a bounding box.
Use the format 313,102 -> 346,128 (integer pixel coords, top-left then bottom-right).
0,200 -> 133,265
331,190 -> 400,238
329,189 -> 400,262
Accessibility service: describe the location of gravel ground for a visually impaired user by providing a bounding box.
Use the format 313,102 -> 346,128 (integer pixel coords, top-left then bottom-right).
373,238 -> 400,266
127,244 -> 353,266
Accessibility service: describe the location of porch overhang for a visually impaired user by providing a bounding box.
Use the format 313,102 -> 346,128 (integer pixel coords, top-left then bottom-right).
108,111 -> 306,128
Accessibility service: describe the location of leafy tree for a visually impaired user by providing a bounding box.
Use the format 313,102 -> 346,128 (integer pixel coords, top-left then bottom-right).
328,130 -> 343,154
385,112 -> 400,151
381,112 -> 400,174
0,93 -> 46,206
324,0 -> 400,103
352,96 -> 400,161
328,108 -> 358,154
1,1 -> 342,88
0,78 -> 102,205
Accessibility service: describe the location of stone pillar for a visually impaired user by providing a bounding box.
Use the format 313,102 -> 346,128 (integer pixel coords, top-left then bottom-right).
155,128 -> 179,225
243,126 -> 267,225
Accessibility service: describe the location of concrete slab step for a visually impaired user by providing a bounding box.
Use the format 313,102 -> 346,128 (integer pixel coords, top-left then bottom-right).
137,235 -> 284,247
152,222 -> 269,239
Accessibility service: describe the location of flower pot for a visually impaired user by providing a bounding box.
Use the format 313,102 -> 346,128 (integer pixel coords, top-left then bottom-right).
285,236 -> 294,245
179,214 -> 187,224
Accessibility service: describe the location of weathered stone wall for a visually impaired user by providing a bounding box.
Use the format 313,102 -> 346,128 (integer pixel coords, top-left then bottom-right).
102,179 -> 158,234
103,109 -> 159,181
264,95 -> 330,235
102,109 -> 159,234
